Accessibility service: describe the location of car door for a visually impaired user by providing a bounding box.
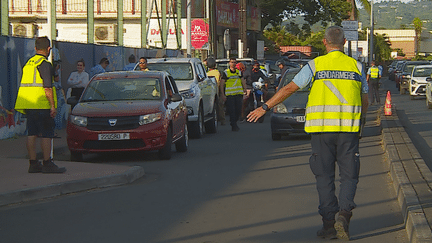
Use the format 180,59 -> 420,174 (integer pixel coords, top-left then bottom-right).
166,76 -> 184,139
196,62 -> 212,115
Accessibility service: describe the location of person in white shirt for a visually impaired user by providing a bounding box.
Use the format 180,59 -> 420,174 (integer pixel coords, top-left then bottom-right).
67,59 -> 89,99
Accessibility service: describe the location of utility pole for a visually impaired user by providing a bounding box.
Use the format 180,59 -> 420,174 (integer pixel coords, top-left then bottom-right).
0,0 -> 8,36
239,0 -> 247,58
369,0 -> 374,65
187,0 -> 191,57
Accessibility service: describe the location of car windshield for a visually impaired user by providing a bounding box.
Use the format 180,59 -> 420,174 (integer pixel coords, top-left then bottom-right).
81,78 -> 162,102
413,67 -> 432,77
279,69 -> 308,91
404,63 -> 429,73
147,63 -> 193,81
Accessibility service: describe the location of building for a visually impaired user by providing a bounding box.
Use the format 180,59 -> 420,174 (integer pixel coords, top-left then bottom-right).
7,0 -> 262,59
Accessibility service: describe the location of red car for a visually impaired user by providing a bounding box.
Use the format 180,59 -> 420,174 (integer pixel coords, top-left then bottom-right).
67,71 -> 188,161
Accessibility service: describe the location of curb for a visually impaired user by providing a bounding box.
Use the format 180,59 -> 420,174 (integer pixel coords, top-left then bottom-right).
380,105 -> 432,243
0,166 -> 145,207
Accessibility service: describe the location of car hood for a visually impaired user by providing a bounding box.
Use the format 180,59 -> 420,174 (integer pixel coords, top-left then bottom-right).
175,81 -> 194,91
411,77 -> 430,83
72,100 -> 163,117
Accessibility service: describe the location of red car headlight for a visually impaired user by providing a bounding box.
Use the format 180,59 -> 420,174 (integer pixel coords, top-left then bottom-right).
139,112 -> 163,125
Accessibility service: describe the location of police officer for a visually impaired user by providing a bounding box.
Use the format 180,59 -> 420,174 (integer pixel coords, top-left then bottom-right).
367,61 -> 382,105
15,36 -> 66,173
248,26 -> 368,240
220,57 -> 247,131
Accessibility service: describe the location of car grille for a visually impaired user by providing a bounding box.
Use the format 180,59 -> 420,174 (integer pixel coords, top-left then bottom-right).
87,116 -> 140,131
83,140 -> 145,150
292,108 -> 305,114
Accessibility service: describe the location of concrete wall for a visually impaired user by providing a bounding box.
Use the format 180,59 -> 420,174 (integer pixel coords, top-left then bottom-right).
0,36 -> 181,139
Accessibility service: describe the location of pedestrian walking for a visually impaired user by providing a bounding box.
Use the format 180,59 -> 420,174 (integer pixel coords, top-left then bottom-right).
123,54 -> 137,71
247,26 -> 369,240
67,59 -> 89,100
220,58 -> 247,131
14,36 -> 67,174
367,60 -> 382,105
89,57 -> 109,79
138,57 -> 149,71
206,57 -> 226,125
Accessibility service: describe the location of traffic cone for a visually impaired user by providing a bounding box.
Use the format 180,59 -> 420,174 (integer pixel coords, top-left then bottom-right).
384,90 -> 392,116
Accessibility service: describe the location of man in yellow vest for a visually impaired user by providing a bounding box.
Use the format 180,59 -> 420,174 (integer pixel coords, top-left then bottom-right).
15,36 -> 66,174
366,61 -> 382,105
206,57 -> 226,125
220,57 -> 247,131
248,26 -> 368,240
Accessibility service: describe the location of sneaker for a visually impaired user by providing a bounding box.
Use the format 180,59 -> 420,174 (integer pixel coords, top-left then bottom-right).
28,160 -> 43,173
317,219 -> 337,240
335,210 -> 352,240
42,159 -> 67,173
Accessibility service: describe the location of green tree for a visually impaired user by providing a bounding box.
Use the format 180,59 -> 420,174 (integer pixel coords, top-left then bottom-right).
302,30 -> 326,56
373,33 -> 392,62
259,0 -> 352,28
263,26 -> 301,52
413,17 -> 423,55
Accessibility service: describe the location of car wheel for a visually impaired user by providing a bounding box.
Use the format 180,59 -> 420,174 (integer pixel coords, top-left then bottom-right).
205,101 -> 218,134
70,151 -> 83,162
175,124 -> 188,152
158,127 -> 172,160
272,133 -> 282,141
189,105 -> 204,138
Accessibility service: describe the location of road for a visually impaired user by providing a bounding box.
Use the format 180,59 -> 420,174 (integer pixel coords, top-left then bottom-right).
381,77 -> 432,171
0,105 -> 408,242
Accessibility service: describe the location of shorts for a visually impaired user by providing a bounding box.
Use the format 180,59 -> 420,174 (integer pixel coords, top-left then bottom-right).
26,109 -> 55,138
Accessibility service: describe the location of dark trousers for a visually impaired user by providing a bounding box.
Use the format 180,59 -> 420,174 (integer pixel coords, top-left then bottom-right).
309,133 -> 360,221
225,95 -> 242,127
368,78 -> 380,104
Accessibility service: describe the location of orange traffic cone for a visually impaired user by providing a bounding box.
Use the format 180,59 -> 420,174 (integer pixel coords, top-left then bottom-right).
384,90 -> 392,116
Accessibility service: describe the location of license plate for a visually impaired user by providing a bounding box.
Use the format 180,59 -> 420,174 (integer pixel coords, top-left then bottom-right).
98,133 -> 130,140
296,116 -> 305,122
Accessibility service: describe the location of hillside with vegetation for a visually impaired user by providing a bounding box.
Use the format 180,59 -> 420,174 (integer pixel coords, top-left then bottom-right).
357,0 -> 432,31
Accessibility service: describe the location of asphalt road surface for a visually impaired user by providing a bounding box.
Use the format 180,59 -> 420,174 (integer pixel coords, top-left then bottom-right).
0,105 -> 408,242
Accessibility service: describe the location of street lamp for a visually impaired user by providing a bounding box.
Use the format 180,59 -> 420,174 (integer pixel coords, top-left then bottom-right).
369,0 -> 374,66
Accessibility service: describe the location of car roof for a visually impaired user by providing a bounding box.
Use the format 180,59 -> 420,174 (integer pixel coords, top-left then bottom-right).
147,58 -> 201,63
413,65 -> 432,69
92,70 -> 168,81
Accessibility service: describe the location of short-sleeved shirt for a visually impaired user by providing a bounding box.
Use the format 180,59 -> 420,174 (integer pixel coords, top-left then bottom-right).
221,68 -> 243,80
89,64 -> 106,78
36,57 -> 54,88
292,53 -> 368,94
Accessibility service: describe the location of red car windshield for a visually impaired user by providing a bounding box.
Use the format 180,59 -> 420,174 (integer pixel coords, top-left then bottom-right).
81,78 -> 162,101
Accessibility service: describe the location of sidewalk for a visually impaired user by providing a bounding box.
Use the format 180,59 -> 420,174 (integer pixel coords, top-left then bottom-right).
0,129 -> 144,207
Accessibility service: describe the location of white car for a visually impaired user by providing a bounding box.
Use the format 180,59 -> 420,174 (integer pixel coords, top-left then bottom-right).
138,58 -> 218,138
409,65 -> 432,100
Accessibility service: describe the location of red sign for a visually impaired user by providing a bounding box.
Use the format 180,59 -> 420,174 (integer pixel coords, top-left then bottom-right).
215,0 -> 239,28
191,19 -> 209,50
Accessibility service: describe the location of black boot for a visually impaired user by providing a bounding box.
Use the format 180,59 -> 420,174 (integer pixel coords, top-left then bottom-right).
335,210 -> 352,240
317,219 -> 336,239
42,159 -> 67,173
28,160 -> 43,173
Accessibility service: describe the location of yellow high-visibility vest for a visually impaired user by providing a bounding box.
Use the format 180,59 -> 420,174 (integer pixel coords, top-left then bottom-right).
224,69 -> 243,96
305,51 -> 363,133
369,66 -> 380,79
14,55 -> 57,114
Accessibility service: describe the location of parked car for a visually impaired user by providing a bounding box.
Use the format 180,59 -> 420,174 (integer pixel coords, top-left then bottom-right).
408,65 -> 432,99
396,61 -> 429,92
425,77 -> 432,109
66,71 -> 188,161
270,68 -> 308,140
390,60 -> 405,82
141,58 -> 218,138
